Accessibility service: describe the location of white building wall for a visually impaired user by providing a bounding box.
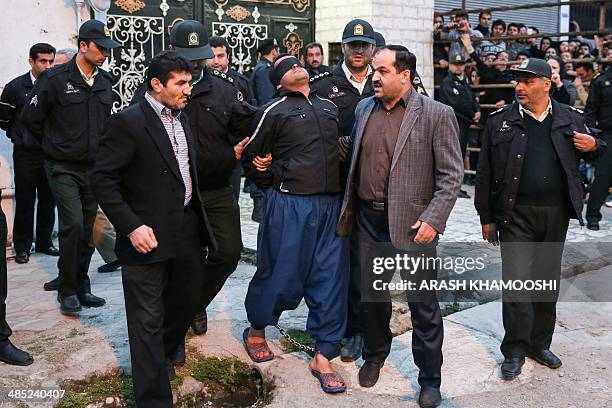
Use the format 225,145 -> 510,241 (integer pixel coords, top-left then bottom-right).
315,0 -> 435,94
315,0 -> 373,59
0,0 -> 89,91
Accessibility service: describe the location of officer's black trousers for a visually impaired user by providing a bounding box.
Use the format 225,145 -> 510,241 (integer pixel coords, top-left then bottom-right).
0,195 -> 13,344
357,203 -> 443,389
12,147 -> 55,253
122,206 -> 206,408
197,186 -> 242,311
457,117 -> 471,159
44,161 -> 97,297
586,131 -> 612,222
498,204 -> 569,358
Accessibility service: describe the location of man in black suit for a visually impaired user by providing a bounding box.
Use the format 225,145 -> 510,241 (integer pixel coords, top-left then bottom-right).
91,51 -> 214,408
0,43 -> 59,264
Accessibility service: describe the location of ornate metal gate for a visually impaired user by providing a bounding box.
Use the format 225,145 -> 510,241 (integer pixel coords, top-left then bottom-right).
204,0 -> 314,74
105,0 -> 200,112
103,0 -> 314,111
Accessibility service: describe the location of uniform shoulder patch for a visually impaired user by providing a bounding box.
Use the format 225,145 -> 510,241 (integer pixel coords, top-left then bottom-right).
488,106 -> 505,117
210,69 -> 235,84
569,105 -> 584,115
99,68 -> 113,79
309,71 -> 331,83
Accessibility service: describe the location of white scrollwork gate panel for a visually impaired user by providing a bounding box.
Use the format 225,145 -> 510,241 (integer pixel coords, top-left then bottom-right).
107,15 -> 165,112
212,22 -> 268,73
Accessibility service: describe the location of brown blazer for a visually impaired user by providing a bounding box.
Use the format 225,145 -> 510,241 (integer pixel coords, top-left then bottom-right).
337,87 -> 463,250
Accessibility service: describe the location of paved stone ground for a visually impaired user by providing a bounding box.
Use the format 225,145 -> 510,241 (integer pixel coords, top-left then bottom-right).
1,185 -> 611,407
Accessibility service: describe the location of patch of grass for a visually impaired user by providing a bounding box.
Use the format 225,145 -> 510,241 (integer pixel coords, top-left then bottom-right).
170,373 -> 184,390
56,391 -> 87,408
59,370 -> 135,408
278,329 -> 316,356
189,357 -> 253,393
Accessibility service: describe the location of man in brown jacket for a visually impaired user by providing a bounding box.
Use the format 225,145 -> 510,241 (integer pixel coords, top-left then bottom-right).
337,45 -> 463,408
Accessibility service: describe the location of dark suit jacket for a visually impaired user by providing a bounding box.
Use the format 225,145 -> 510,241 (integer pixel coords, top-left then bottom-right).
337,88 -> 464,250
91,96 -> 216,266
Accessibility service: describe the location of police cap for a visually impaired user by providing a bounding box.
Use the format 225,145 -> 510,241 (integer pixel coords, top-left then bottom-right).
508,58 -> 552,79
78,20 -> 122,49
342,19 -> 376,44
170,20 -> 214,61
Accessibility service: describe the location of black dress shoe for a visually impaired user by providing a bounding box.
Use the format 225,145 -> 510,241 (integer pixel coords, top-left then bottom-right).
78,293 -> 106,308
587,220 -> 600,231
358,361 -> 383,388
191,310 -> 208,335
340,334 -> 364,362
0,340 -> 34,366
501,356 -> 525,381
458,189 -> 471,199
527,349 -> 562,369
418,386 -> 442,408
14,251 -> 29,264
43,276 -> 59,291
36,246 -> 59,256
166,360 -> 176,381
57,294 -> 82,315
172,341 -> 186,366
97,260 -> 121,273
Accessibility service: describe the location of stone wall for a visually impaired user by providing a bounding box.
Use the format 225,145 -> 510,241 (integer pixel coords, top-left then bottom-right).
315,0 -> 435,94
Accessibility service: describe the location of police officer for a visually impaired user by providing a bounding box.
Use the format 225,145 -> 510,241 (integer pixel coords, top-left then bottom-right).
179,21 -> 255,340
208,36 -> 256,106
21,20 -> 121,315
207,35 -> 257,201
475,58 -> 605,381
584,65 -> 612,230
310,19 -> 429,363
250,38 -> 279,105
0,43 -> 58,264
438,53 -> 481,199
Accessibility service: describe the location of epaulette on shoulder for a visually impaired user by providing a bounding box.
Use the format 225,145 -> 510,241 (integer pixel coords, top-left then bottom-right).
488,106 -> 506,117
569,105 -> 584,115
309,71 -> 331,83
99,68 -> 113,79
46,63 -> 68,79
210,69 -> 235,85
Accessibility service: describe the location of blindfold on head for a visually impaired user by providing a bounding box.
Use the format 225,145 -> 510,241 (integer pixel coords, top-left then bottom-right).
269,56 -> 302,88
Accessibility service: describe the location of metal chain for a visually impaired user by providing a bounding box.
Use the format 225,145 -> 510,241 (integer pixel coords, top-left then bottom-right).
275,324 -> 316,353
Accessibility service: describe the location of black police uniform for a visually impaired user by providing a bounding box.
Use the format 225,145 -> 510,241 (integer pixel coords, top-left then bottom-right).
21,56 -> 114,300
186,68 -> 256,317
475,99 -> 605,359
225,67 -> 257,201
306,65 -> 331,78
439,70 -> 480,156
584,69 -> 612,226
250,57 -> 276,106
0,72 -> 56,255
227,67 -> 256,105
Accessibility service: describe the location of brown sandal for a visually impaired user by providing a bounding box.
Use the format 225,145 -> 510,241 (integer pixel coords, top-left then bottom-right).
310,368 -> 347,393
243,328 -> 274,363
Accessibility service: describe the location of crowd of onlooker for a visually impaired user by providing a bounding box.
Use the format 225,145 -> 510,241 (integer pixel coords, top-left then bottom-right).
433,8 -> 612,188
434,9 -> 612,109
